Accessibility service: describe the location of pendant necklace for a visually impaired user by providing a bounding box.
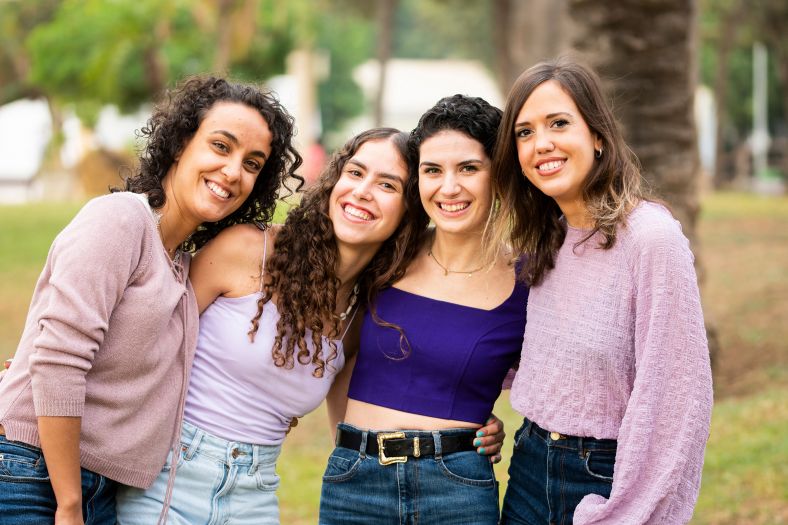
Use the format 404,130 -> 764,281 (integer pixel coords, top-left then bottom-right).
427,243 -> 486,278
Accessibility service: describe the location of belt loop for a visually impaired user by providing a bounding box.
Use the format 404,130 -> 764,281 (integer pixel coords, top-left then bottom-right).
249,445 -> 260,475
432,431 -> 443,459
524,419 -> 533,438
359,430 -> 368,459
577,437 -> 585,459
183,426 -> 204,460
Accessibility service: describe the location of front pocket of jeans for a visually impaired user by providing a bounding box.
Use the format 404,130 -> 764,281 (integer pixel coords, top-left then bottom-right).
436,452 -> 495,488
583,450 -> 615,482
512,422 -> 527,450
255,467 -> 281,492
322,448 -> 362,483
0,442 -> 50,482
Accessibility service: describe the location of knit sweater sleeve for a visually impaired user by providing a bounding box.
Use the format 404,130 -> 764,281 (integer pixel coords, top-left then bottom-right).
574,210 -> 713,524
29,194 -> 151,417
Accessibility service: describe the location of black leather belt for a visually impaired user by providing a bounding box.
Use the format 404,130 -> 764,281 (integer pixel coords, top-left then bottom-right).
336,426 -> 477,465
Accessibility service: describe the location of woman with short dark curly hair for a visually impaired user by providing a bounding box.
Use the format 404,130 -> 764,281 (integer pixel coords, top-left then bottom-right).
0,75 -> 300,524
319,95 -> 528,524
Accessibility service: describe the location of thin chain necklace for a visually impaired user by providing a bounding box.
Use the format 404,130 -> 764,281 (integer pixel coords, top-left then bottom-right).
427,243 -> 486,278
339,283 -> 360,321
154,210 -> 180,261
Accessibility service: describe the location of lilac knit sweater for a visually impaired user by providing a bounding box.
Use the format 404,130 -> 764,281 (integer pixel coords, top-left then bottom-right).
0,192 -> 198,488
509,202 -> 713,524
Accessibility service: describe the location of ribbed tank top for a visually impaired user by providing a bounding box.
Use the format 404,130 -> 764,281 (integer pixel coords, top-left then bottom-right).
183,234 -> 349,445
348,271 -> 529,425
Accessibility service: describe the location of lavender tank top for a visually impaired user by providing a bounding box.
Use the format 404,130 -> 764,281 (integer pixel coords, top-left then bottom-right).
183,233 -> 349,445
348,269 -> 529,425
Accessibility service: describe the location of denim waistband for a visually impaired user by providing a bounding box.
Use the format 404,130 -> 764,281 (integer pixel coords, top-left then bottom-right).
180,420 -> 282,473
523,418 -> 617,452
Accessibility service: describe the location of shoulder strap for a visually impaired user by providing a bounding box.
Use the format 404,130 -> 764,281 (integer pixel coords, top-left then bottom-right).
258,229 -> 268,293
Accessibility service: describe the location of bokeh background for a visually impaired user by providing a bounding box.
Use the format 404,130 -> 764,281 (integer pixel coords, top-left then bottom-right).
0,1 -> 786,523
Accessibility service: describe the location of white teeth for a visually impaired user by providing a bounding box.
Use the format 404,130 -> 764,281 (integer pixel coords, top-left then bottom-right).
537,160 -> 564,171
344,204 -> 373,221
440,202 -> 469,212
206,181 -> 230,198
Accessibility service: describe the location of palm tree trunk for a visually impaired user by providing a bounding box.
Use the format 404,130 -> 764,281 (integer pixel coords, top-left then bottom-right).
567,0 -> 719,366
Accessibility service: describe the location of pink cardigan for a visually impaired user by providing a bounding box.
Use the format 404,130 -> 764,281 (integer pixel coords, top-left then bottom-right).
0,192 -> 198,489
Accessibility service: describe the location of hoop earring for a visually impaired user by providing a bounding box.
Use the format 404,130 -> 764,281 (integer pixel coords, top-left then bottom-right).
595,148 -> 603,159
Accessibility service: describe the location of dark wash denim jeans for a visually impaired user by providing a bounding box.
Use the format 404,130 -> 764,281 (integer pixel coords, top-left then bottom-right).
0,435 -> 117,525
319,423 -> 499,525
501,418 -> 616,525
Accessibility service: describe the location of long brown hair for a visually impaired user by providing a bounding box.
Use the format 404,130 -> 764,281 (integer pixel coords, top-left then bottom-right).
489,57 -> 645,286
249,128 -> 428,377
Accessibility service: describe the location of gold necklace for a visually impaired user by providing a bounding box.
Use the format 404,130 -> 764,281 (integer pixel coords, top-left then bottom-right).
427,246 -> 486,277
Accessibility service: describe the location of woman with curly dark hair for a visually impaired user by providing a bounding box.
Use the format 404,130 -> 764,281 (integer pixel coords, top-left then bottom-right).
0,76 -> 300,525
319,95 -> 528,525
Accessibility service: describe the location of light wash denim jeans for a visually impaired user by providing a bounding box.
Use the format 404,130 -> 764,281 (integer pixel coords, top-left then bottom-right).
0,435 -> 117,525
319,423 -> 499,525
116,420 -> 282,525
501,418 -> 616,525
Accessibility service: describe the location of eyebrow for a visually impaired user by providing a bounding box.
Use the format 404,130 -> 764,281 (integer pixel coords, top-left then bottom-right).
348,159 -> 405,185
419,159 -> 484,167
212,130 -> 267,160
514,111 -> 573,127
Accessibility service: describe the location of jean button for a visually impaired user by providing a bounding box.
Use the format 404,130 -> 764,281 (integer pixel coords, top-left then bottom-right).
550,432 -> 562,440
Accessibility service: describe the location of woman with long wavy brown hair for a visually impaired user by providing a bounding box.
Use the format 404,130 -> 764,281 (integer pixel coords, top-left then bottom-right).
491,58 -> 712,525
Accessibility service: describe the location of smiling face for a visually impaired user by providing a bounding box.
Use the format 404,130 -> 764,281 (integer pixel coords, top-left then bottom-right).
418,130 -> 493,236
514,80 -> 601,223
163,101 -> 273,229
328,138 -> 409,253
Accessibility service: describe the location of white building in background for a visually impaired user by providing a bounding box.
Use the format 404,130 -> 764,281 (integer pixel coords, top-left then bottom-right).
0,99 -> 52,204
0,100 -> 149,204
343,58 -> 504,139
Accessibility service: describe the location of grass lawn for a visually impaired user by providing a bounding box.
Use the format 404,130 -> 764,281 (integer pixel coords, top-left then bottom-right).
0,191 -> 785,523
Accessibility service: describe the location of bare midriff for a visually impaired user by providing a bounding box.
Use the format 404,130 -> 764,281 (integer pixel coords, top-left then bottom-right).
343,399 -> 479,431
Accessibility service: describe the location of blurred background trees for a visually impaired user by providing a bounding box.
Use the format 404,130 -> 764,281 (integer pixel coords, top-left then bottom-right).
1,2 -> 786,522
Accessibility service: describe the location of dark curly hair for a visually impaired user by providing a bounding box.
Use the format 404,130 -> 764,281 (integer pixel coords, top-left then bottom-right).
119,75 -> 303,252
489,58 -> 645,286
408,94 -> 503,165
248,128 -> 428,377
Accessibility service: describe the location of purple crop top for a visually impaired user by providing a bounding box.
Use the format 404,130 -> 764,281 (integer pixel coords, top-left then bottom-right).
348,273 -> 529,425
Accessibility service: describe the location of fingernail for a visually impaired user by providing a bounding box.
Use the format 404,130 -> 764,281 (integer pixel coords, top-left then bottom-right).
473,438 -> 482,447
476,430 -> 484,438
478,447 -> 486,455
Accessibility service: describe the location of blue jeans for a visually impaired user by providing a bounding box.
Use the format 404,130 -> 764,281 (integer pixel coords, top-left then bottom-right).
115,420 -> 282,525
501,418 -> 616,525
0,435 -> 117,525
319,423 -> 499,525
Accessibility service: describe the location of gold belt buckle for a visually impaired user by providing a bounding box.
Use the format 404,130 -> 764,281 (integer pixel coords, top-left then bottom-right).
377,431 -> 408,465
